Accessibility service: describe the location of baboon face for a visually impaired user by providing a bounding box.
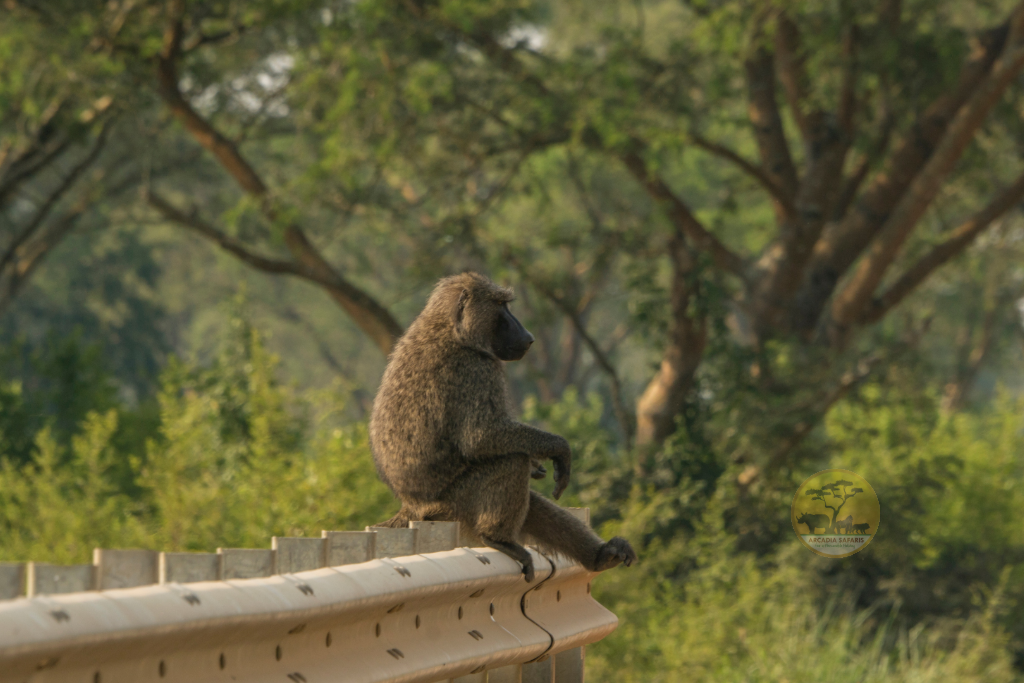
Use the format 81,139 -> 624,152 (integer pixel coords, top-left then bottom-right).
448,273 -> 534,360
492,302 -> 534,361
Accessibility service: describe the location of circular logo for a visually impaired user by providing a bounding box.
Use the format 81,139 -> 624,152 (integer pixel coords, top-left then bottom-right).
791,469 -> 880,558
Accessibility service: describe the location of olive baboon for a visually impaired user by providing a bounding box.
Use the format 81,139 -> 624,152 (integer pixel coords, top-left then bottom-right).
370,272 -> 637,581
834,515 -> 853,534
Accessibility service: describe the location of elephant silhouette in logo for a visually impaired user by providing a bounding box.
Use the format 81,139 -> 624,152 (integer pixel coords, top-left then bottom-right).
834,515 -> 853,534
852,522 -> 871,534
796,512 -> 831,534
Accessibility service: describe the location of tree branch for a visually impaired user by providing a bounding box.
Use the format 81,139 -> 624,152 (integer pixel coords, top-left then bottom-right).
863,168 -> 1024,322
745,36 -> 799,204
793,18 -> 1012,334
0,136 -> 72,208
153,0 -> 403,354
538,284 -> 635,448
146,190 -> 302,276
156,1 -> 267,197
620,150 -> 747,279
690,133 -> 796,217
0,119 -> 112,277
837,22 -> 859,135
766,355 -> 880,469
833,107 -> 894,220
635,232 -> 708,449
832,8 -> 1024,331
774,13 -> 812,141
0,160 -> 137,314
941,298 -> 1002,412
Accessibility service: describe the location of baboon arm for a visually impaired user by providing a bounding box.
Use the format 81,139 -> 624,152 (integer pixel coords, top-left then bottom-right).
458,420 -> 572,498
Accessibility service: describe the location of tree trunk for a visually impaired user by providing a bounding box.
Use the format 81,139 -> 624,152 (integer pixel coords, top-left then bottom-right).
635,234 -> 707,449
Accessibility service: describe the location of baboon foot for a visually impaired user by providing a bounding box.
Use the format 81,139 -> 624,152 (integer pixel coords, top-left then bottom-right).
481,536 -> 536,582
530,463 -> 547,480
374,512 -> 411,528
521,558 -> 535,582
594,537 -> 637,571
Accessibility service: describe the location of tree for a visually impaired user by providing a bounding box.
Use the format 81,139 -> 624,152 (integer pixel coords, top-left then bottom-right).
5,0 -> 1024,471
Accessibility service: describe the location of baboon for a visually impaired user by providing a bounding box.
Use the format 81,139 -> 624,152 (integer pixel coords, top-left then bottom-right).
370,272 -> 637,581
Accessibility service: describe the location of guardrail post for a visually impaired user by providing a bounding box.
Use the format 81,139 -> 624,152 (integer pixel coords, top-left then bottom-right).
0,563 -> 24,599
554,648 -> 584,682
322,530 -> 376,565
486,664 -> 523,682
26,562 -> 95,596
159,552 -> 219,583
218,547 -> 274,579
367,526 -> 419,557
94,548 -> 159,589
522,656 -> 554,683
409,521 -> 459,552
272,537 -> 326,573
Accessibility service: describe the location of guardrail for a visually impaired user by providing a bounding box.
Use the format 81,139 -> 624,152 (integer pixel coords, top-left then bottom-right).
0,510 -> 616,682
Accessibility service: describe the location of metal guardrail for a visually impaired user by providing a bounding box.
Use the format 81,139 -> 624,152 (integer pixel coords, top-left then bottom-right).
0,512 -> 617,682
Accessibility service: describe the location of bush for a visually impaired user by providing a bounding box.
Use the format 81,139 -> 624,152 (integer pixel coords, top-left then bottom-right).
0,324 -> 394,563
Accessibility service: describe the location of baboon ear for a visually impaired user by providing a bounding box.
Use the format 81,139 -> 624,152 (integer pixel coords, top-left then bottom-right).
453,288 -> 469,329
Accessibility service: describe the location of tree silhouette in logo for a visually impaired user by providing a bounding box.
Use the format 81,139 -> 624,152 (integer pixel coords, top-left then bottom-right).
803,479 -> 864,534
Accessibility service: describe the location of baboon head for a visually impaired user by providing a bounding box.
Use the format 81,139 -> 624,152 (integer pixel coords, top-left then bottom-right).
434,272 -> 534,360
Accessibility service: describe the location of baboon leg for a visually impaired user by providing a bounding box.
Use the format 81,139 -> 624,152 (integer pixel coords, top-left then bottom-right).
521,491 -> 637,571
446,455 -> 536,581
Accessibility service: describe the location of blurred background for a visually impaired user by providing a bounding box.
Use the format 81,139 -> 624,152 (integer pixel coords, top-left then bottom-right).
2,1 -> 1024,680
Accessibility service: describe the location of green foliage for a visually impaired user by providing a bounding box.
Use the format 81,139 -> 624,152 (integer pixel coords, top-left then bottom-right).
1,321 -> 1023,680
516,385 -> 1024,681
0,319 -> 394,564
0,332 -> 117,465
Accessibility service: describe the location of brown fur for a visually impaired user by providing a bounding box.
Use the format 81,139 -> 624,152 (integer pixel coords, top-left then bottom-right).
369,272 -> 636,580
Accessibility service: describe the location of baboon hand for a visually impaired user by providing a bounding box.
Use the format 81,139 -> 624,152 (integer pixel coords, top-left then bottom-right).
530,463 -> 548,480
552,455 -> 571,500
